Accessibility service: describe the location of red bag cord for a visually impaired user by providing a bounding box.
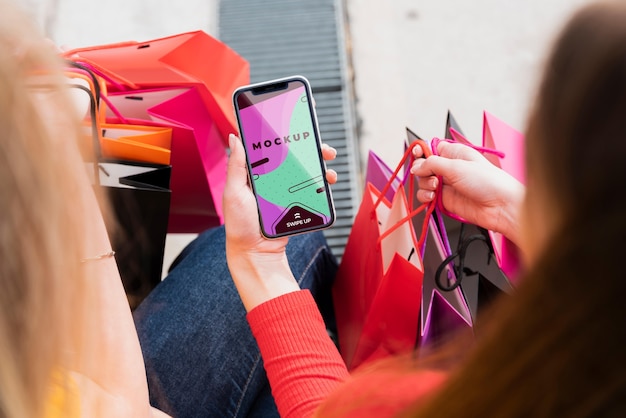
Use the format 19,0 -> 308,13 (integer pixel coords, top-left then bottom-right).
375,140 -> 436,250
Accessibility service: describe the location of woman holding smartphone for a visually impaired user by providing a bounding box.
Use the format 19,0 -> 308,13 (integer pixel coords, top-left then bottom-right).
3,0 -> 626,416
222,0 -> 626,416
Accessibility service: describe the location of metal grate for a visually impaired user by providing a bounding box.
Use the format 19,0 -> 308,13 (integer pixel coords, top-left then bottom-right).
219,0 -> 361,259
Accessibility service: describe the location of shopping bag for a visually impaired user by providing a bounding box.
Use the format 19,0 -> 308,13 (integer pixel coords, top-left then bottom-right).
65,63 -> 173,166
334,142 -> 433,370
409,121 -> 475,345
407,114 -> 514,327
367,139 -> 473,356
445,110 -> 470,145
63,30 -> 249,144
104,86 -> 227,232
428,216 -> 513,324
351,188 -> 426,367
444,114 -> 515,301
481,111 -> 525,280
482,111 -> 525,183
366,150 -> 406,203
94,160 -> 171,309
70,75 -> 172,309
99,123 -> 172,165
418,216 -> 474,349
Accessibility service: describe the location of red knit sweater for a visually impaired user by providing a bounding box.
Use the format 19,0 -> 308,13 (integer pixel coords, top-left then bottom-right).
247,290 -> 447,418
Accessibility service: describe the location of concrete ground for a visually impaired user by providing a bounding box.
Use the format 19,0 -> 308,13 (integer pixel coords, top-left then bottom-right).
20,0 -> 594,273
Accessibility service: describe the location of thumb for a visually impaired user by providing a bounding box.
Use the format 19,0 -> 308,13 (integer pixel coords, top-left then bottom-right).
437,141 -> 485,162
226,133 -> 249,190
419,155 -> 469,185
412,155 -> 449,178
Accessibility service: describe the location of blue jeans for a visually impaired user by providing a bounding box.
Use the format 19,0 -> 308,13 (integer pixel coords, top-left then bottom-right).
133,226 -> 338,417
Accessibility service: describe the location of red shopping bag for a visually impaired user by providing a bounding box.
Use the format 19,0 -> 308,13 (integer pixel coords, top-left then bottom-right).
105,86 -> 227,232
333,142 -> 434,371
63,31 -> 249,143
352,188 -> 426,366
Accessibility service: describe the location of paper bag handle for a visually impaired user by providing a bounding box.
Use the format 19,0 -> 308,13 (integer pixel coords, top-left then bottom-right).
64,56 -> 139,90
64,64 -> 129,124
375,140 -> 436,251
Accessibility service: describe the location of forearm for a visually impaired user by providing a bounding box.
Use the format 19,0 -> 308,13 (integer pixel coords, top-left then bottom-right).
229,250 -> 349,417
248,291 -> 350,418
65,140 -> 152,417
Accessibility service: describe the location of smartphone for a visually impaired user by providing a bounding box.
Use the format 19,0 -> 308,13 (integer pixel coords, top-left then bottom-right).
233,75 -> 335,238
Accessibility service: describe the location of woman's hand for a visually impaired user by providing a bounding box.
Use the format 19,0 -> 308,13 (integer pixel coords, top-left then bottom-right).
223,134 -> 337,311
411,141 -> 525,245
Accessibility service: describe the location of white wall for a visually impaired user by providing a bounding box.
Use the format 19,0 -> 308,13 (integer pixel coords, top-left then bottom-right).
16,0 -> 219,47
347,0 -> 594,167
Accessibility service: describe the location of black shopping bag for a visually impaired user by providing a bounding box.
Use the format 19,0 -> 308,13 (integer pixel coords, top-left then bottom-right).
405,113 -> 513,327
94,161 -> 171,309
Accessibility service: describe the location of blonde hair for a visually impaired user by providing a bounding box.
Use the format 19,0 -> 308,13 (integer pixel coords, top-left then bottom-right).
0,1 -> 87,416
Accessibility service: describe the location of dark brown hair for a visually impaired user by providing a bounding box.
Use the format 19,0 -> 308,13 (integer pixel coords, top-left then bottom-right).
404,1 -> 626,416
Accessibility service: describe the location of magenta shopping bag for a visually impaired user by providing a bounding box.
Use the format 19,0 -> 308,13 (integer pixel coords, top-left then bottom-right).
481,111 -> 525,280
106,86 -> 226,232
365,150 -> 405,203
482,111 -> 525,183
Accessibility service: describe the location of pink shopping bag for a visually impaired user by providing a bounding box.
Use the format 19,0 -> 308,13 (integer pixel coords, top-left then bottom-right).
481,111 -> 525,280
106,86 -> 226,232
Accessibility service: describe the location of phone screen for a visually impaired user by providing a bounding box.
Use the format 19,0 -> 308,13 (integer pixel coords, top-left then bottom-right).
233,76 -> 335,238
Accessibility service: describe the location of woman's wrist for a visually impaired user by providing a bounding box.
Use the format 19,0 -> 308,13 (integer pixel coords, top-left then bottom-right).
227,251 -> 300,312
496,181 -> 525,246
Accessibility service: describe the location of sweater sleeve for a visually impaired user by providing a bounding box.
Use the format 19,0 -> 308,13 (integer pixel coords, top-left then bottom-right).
247,290 -> 350,418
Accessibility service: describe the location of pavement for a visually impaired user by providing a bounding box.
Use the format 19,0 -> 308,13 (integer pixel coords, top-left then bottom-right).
20,0 -> 594,273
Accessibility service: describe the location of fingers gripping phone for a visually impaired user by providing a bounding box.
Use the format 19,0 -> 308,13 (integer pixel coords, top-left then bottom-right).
233,75 -> 336,238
